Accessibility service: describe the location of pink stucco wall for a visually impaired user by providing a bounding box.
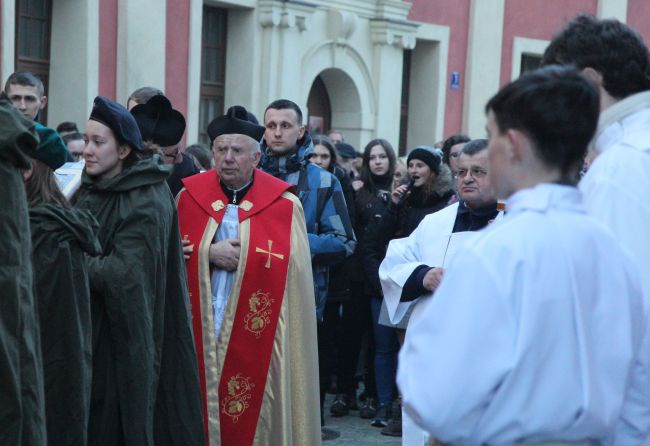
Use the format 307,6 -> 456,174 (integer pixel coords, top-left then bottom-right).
99,0 -> 118,99
165,0 -> 190,119
500,0 -> 597,86
408,0 -> 471,138
627,0 -> 650,45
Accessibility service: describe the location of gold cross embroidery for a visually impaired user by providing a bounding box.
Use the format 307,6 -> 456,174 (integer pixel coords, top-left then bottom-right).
255,240 -> 285,269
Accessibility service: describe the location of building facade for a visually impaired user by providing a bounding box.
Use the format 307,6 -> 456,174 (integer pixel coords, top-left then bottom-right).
0,0 -> 646,153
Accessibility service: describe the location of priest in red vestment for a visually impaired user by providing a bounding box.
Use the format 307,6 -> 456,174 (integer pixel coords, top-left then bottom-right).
176,106 -> 320,446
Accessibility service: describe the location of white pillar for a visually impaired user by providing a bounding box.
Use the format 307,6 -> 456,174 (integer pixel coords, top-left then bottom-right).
462,0 -> 505,138
186,0 -> 203,142
116,0 -> 166,104
597,0 -> 628,21
48,0 -> 99,127
1,0 -> 15,85
406,23 -> 449,148
370,19 -> 417,147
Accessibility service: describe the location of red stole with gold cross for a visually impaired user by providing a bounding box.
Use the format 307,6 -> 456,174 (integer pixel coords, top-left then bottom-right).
178,169 -> 293,446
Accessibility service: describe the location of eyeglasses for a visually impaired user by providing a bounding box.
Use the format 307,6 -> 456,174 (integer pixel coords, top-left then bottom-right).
456,167 -> 487,179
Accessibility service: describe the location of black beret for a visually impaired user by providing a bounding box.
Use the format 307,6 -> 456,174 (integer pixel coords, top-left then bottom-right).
130,95 -> 186,146
407,145 -> 443,173
32,122 -> 68,169
89,96 -> 143,152
335,142 -> 357,159
207,106 -> 265,143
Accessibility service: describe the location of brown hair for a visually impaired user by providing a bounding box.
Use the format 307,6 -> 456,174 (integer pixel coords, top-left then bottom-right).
24,160 -> 70,208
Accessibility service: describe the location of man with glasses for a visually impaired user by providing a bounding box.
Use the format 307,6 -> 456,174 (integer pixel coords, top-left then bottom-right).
378,138 -> 500,443
63,132 -> 84,162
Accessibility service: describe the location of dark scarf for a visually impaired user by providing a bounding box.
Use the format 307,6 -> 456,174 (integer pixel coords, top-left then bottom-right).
452,200 -> 498,232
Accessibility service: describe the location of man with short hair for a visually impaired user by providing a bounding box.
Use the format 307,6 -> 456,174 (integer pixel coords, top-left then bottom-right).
335,142 -> 360,179
327,129 -> 344,144
62,132 -> 84,162
126,86 -> 163,111
176,105 -> 320,445
398,66 -> 646,445
542,15 -> 650,444
4,71 -> 47,121
56,121 -> 78,137
259,99 -> 355,321
379,138 -> 500,443
542,14 -> 650,303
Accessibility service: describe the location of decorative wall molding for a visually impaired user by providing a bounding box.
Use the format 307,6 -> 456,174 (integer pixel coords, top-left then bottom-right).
259,0 -> 317,31
369,18 -> 418,49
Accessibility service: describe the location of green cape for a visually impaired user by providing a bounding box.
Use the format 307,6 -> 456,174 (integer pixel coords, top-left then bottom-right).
74,156 -> 204,445
0,98 -> 46,445
30,204 -> 101,445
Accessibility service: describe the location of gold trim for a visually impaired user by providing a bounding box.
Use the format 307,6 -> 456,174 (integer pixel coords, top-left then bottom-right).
197,218 -> 220,442
212,219 -> 251,443
211,199 -> 225,212
240,200 -> 253,211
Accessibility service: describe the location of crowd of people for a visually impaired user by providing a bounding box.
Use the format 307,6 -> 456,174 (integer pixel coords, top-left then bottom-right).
1,13 -> 650,446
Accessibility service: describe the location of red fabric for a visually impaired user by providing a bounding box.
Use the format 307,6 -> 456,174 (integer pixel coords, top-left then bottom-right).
177,169 -> 293,445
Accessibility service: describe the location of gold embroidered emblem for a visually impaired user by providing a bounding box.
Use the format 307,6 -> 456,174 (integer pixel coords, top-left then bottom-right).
255,240 -> 285,269
240,200 -> 253,211
221,374 -> 254,422
211,200 -> 225,212
244,291 -> 274,338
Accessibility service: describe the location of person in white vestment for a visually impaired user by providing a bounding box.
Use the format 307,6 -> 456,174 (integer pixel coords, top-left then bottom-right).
379,139 -> 500,444
398,66 -> 647,446
542,16 -> 650,444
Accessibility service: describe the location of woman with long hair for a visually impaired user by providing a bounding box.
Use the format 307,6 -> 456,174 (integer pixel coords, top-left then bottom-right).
330,139 -> 397,420
24,123 -> 101,445
74,96 -> 204,445
361,145 -> 454,431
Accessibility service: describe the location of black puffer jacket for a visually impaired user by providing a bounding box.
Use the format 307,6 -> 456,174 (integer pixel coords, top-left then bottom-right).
348,173 -> 393,296
361,164 -> 455,296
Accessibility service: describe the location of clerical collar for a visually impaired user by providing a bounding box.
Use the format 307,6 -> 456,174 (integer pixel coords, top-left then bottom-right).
220,177 -> 253,204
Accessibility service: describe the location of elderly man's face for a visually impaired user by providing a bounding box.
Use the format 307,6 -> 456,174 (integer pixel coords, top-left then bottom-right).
213,134 -> 260,189
456,150 -> 496,209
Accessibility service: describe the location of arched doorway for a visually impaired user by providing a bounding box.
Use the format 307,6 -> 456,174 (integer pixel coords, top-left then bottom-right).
306,75 -> 331,135
305,68 -> 363,148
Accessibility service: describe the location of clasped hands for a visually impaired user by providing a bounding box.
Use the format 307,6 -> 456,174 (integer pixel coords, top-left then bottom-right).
182,238 -> 240,271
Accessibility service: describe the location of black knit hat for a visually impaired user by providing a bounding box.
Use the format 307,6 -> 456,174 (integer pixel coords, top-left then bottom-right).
89,96 -> 143,152
207,105 -> 265,143
130,94 -> 186,146
407,145 -> 443,173
335,142 -> 357,159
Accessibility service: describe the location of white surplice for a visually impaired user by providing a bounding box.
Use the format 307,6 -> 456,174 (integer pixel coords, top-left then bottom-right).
398,184 -> 646,445
380,203 -> 500,445
584,92 -> 650,445
379,202 -> 460,326
210,204 -> 239,337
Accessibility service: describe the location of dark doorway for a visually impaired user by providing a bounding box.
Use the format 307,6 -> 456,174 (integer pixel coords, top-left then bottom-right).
199,6 -> 228,145
15,0 -> 52,124
307,75 -> 331,135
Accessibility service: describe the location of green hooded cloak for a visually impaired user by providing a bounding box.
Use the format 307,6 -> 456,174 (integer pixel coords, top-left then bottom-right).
0,98 -> 46,445
74,156 -> 204,446
29,204 -> 101,445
